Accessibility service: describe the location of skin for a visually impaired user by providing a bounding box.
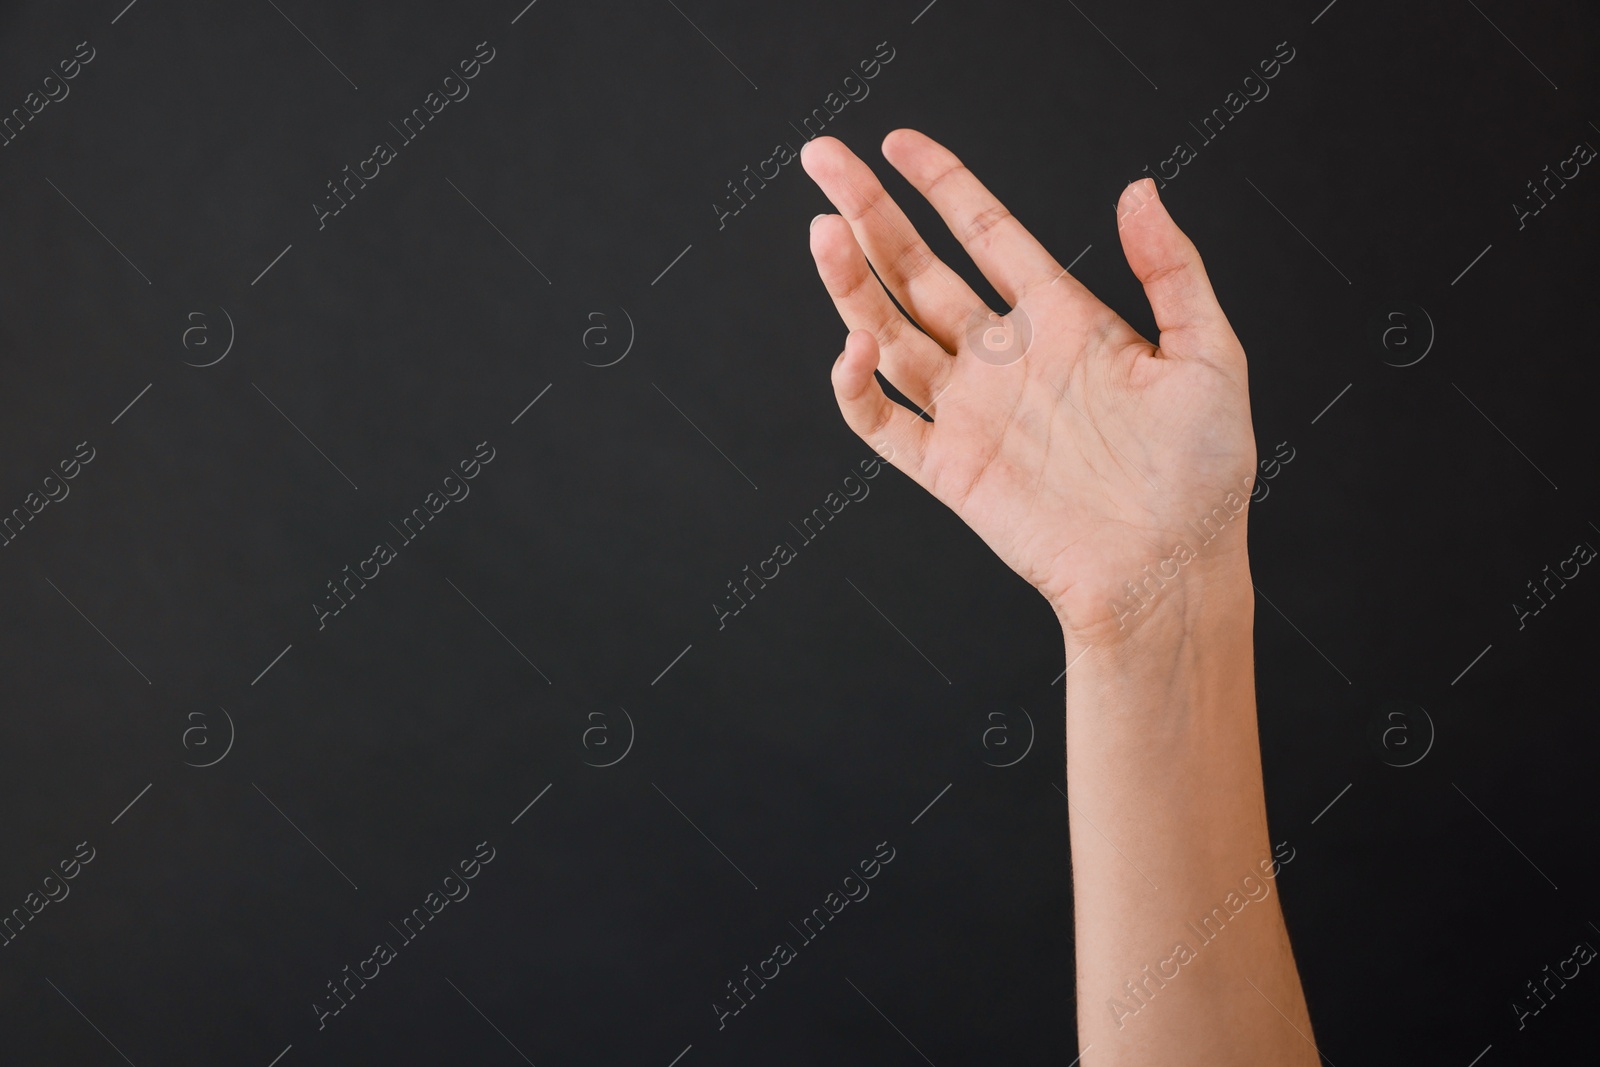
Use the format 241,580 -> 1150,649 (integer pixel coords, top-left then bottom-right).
801,129 -> 1318,1065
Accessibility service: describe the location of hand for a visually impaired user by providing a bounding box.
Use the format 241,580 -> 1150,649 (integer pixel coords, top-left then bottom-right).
802,130 -> 1257,646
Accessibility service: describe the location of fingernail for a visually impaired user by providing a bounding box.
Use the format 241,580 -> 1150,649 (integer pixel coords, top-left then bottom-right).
811,213 -> 828,231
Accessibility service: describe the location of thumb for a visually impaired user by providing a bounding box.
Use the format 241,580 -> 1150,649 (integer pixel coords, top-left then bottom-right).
1116,179 -> 1234,354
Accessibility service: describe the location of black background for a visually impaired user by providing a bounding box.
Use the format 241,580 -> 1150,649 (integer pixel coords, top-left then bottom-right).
1,1 -> 1596,1064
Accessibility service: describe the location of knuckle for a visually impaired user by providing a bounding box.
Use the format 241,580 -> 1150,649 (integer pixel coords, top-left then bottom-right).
833,263 -> 876,302
843,182 -> 889,224
878,313 -> 909,352
924,160 -> 968,197
895,242 -> 939,284
1140,259 -> 1192,287
962,203 -> 1014,245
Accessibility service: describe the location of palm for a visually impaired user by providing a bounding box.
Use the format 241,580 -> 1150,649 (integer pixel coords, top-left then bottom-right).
803,131 -> 1256,641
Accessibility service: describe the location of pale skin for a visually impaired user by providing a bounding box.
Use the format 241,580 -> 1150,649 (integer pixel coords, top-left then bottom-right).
801,130 -> 1318,1065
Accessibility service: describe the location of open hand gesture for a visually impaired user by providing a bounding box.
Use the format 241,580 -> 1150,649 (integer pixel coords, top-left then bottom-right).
804,130 -> 1257,646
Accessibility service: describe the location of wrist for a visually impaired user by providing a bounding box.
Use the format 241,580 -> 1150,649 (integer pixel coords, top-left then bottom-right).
1059,552 -> 1262,799
1057,553 -> 1254,663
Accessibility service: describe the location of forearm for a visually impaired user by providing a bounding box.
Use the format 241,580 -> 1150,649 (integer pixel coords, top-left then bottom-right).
1062,556 -> 1315,1065
800,126 -> 1307,1061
